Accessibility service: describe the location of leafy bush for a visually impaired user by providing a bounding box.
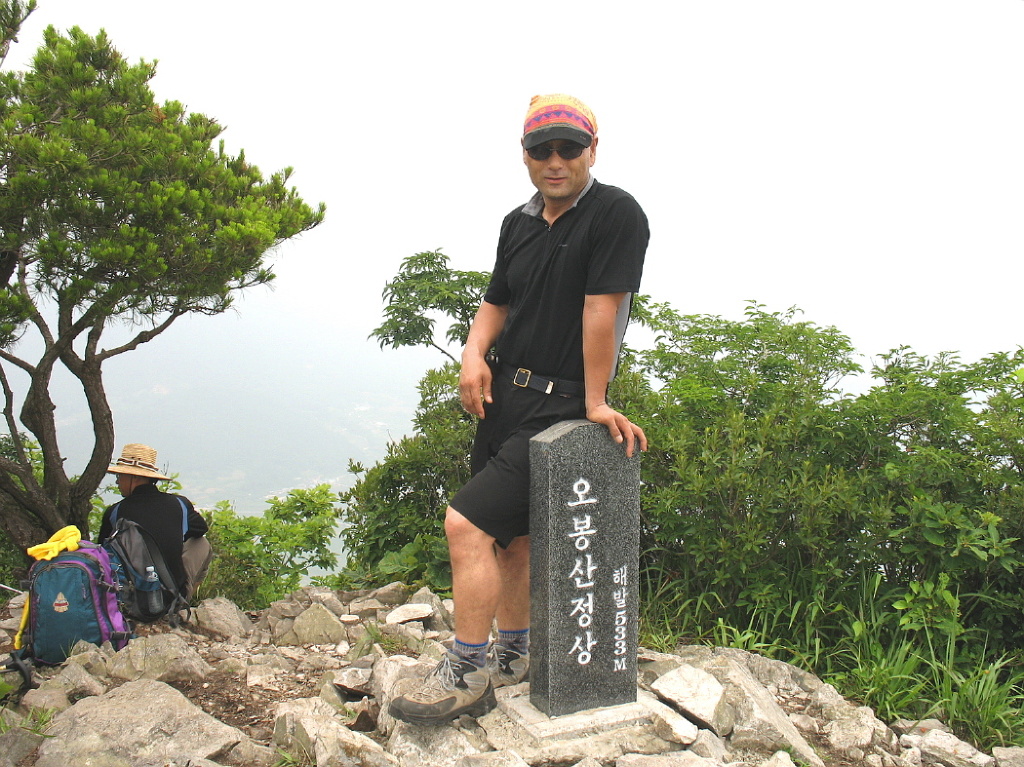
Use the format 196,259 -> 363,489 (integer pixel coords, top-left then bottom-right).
633,302 -> 1024,648
202,484 -> 339,609
625,303 -> 1024,745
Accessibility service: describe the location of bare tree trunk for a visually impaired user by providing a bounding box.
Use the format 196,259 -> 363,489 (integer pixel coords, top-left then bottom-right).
0,491 -> 48,565
62,335 -> 116,532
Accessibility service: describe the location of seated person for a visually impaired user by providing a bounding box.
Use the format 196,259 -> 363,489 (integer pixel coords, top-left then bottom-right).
98,443 -> 213,601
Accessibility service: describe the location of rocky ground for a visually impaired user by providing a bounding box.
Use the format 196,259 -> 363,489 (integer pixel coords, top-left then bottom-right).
3,612 -> 314,747
0,583 -> 1019,767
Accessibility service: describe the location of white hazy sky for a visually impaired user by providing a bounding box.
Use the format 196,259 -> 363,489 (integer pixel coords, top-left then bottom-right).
4,0 -> 1022,510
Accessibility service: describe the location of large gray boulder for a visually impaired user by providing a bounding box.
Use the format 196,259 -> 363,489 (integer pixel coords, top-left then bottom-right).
107,632 -> 212,682
387,721 -> 482,767
274,697 -> 399,767
917,729 -> 995,767
698,655 -> 825,767
195,596 -> 254,639
34,679 -> 273,767
650,663 -> 734,736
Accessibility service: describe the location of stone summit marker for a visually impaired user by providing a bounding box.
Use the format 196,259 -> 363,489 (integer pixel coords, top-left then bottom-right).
529,419 -> 641,717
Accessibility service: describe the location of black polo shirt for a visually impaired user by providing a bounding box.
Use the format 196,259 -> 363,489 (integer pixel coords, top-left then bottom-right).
484,179 -> 649,383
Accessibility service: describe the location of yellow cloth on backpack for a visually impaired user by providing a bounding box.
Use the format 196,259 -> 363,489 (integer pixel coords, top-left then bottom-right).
26,525 -> 82,561
15,525 -> 84,649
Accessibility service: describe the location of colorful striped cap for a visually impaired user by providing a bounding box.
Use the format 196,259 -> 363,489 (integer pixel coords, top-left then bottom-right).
522,93 -> 597,149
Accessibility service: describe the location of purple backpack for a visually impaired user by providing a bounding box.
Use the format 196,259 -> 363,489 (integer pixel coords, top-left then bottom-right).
20,541 -> 132,664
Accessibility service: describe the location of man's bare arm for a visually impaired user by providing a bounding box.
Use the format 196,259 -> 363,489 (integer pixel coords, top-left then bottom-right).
582,292 -> 648,457
459,300 -> 509,418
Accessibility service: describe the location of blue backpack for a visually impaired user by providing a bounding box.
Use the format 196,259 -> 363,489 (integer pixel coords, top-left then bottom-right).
16,541 -> 132,665
103,500 -> 189,623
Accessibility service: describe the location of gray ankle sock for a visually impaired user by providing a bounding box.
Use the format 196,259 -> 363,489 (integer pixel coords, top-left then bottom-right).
452,638 -> 489,668
497,628 -> 529,654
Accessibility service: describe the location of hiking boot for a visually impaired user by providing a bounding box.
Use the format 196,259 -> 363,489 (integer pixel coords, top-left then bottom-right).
488,644 -> 529,687
389,653 -> 496,726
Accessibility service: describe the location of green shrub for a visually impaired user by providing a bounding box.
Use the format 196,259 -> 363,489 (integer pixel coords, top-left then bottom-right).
202,484 -> 339,609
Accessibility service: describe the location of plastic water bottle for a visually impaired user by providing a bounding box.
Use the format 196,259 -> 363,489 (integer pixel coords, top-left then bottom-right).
145,566 -> 164,614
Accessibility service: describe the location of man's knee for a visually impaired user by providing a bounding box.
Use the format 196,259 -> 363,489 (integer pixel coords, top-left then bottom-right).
182,536 -> 213,600
444,505 -> 479,536
445,507 -> 490,543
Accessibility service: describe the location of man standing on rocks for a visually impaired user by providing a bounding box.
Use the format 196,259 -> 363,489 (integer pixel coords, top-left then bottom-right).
390,94 -> 650,725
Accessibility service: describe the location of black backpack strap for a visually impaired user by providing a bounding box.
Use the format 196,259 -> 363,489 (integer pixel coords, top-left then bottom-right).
4,649 -> 38,691
165,592 -> 192,627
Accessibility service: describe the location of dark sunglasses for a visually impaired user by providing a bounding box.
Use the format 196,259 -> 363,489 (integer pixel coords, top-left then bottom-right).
526,143 -> 587,161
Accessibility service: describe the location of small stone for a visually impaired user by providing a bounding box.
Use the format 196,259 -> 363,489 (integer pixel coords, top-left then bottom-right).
384,603 -> 434,624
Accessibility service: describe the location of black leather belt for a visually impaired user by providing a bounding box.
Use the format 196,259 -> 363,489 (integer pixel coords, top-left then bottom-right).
500,363 -> 584,398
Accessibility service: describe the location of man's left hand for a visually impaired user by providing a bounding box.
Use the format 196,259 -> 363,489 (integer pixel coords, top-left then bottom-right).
586,403 -> 648,458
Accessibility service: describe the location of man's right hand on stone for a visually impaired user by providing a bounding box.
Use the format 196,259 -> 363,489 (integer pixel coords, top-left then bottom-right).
586,402 -> 648,458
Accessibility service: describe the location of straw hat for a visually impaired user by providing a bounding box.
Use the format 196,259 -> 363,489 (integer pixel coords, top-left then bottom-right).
107,443 -> 171,481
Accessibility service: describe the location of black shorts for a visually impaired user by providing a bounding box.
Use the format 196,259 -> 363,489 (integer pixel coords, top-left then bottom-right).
451,372 -> 585,548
